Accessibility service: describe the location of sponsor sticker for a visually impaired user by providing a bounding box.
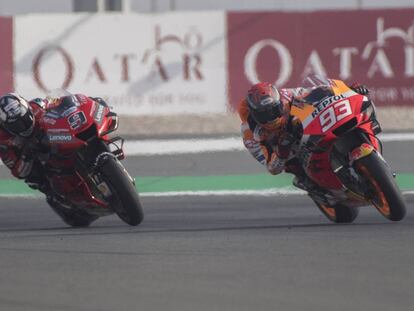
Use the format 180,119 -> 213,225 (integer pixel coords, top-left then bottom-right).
45,111 -> 60,119
42,116 -> 56,125
61,106 -> 78,117
311,95 -> 345,118
47,128 -> 69,132
47,132 -> 73,142
94,104 -> 105,124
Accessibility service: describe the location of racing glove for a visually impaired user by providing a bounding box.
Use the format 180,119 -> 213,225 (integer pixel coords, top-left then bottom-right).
13,153 -> 34,179
14,133 -> 42,179
277,116 -> 303,158
267,153 -> 286,175
350,83 -> 369,95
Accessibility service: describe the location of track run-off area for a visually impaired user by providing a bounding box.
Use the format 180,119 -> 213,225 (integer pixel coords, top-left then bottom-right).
1,172 -> 414,198
0,133 -> 414,311
1,132 -> 414,197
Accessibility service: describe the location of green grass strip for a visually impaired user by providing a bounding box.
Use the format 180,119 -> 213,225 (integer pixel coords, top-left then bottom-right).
395,174 -> 414,191
135,174 -> 294,192
0,173 -> 413,195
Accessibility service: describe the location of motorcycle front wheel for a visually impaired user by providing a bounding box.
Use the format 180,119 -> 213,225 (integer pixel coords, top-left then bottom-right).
355,152 -> 406,221
100,156 -> 144,226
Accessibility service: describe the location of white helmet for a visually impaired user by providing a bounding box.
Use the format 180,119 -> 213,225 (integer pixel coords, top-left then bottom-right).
0,93 -> 34,137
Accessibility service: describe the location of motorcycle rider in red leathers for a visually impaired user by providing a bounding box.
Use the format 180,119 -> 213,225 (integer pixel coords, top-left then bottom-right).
0,93 -> 48,191
0,93 -> 105,225
238,81 -> 369,192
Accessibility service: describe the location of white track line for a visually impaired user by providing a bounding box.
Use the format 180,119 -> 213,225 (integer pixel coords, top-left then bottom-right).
0,188 -> 303,198
2,189 -> 414,198
139,188 -> 305,197
124,137 -> 243,156
124,133 -> 414,156
378,133 -> 414,142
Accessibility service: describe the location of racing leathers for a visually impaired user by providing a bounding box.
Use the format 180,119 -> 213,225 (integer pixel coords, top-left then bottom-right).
238,87 -> 304,175
0,98 -> 48,191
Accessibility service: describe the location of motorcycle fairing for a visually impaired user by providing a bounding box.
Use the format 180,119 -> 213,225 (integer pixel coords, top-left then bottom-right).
38,93 -> 118,212
291,78 -> 381,193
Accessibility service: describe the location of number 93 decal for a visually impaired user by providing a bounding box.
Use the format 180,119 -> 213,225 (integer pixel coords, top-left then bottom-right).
319,100 -> 352,132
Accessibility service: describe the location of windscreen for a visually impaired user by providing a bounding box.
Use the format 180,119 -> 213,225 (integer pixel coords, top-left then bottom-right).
45,89 -> 79,117
49,96 -> 79,116
299,75 -> 335,105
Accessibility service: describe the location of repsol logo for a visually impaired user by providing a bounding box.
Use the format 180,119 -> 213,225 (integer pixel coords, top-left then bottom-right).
311,94 -> 345,117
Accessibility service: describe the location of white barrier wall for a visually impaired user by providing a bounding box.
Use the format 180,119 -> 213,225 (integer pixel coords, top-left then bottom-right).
14,12 -> 227,115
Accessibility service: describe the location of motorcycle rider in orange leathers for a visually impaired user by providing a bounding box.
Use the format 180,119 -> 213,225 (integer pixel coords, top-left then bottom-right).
238,81 -> 369,192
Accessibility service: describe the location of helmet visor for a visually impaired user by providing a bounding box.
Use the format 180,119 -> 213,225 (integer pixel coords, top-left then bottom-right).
251,103 -> 283,125
4,112 -> 34,136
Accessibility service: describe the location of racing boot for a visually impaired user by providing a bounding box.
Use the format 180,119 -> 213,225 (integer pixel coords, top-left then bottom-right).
46,195 -> 98,227
293,175 -> 319,192
25,162 -> 51,195
293,175 -> 332,204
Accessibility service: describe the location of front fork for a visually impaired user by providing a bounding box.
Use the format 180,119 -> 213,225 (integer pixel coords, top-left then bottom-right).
75,139 -> 125,202
331,132 -> 381,200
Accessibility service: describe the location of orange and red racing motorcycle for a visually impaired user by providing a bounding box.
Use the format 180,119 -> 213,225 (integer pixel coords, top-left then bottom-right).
289,75 -> 406,223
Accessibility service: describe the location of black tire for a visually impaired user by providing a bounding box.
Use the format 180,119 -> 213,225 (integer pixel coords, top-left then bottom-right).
47,196 -> 98,227
312,199 -> 359,223
100,156 -> 144,226
355,152 -> 406,221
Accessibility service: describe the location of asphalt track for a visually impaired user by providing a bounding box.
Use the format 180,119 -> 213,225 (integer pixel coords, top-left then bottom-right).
0,140 -> 414,311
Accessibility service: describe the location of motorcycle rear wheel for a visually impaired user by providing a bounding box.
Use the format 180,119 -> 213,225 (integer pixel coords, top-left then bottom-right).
100,156 -> 144,226
355,152 -> 406,221
313,199 -> 359,223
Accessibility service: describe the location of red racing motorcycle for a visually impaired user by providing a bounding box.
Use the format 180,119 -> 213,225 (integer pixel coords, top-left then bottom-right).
289,75 -> 406,223
34,91 -> 143,227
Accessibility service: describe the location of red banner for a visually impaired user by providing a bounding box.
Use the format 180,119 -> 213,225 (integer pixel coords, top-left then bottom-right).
227,9 -> 414,109
0,17 -> 13,94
